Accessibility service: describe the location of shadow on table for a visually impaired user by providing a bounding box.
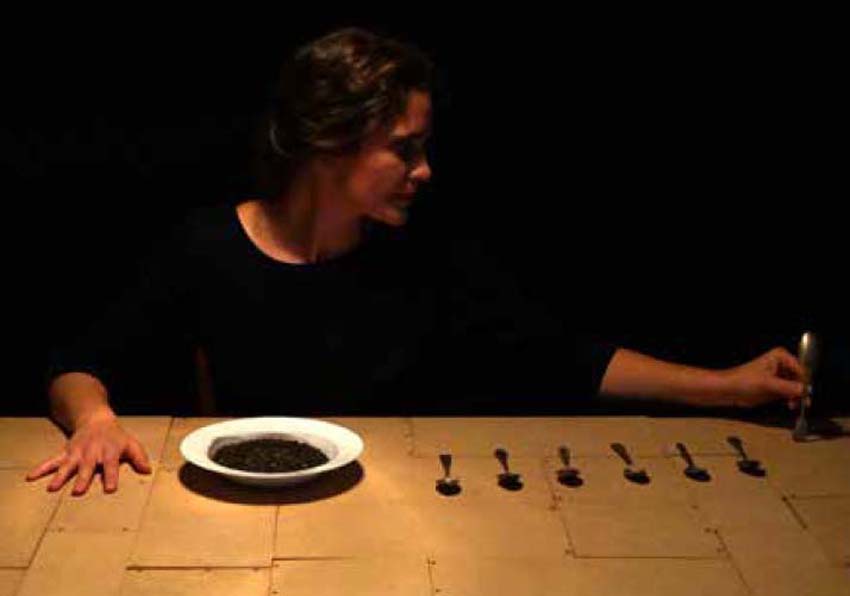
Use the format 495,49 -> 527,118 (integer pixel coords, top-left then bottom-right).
731,414 -> 850,442
604,396 -> 850,443
178,460 -> 364,505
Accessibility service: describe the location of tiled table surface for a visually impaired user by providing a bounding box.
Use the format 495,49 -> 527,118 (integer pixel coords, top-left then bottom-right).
1,415 -> 848,596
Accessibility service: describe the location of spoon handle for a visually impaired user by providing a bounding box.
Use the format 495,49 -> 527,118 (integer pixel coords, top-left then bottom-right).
494,448 -> 510,473
726,436 -> 747,459
558,445 -> 571,467
676,442 -> 695,467
439,453 -> 452,478
610,442 -> 633,466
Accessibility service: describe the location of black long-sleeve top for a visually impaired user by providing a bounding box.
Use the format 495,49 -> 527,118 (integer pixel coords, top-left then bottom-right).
47,204 -> 617,415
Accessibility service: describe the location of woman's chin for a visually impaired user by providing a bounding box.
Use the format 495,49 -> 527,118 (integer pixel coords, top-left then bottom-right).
369,204 -> 410,227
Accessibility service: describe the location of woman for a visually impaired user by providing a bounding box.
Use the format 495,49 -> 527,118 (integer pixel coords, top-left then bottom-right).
28,28 -> 805,496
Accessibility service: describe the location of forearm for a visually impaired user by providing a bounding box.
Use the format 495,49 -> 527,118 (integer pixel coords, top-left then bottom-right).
599,348 -> 732,407
47,372 -> 117,433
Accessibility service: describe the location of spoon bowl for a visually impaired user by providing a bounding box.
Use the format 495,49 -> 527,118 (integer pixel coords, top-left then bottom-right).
494,448 -> 523,490
737,458 -> 766,477
726,436 -> 766,477
623,467 -> 650,484
436,453 -> 461,496
683,464 -> 711,482
611,442 -> 651,485
676,442 -> 711,482
497,471 -> 523,490
556,446 -> 583,487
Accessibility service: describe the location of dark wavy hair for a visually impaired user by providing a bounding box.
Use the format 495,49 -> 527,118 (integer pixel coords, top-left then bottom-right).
255,27 -> 434,196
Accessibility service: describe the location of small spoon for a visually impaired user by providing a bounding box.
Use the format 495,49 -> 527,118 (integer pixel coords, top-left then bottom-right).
556,445 -> 583,487
726,436 -> 765,477
610,442 -> 650,484
436,453 -> 461,496
676,442 -> 711,482
494,447 -> 523,490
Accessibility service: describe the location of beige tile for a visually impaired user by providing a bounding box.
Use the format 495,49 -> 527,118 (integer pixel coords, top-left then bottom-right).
275,503 -> 430,558
568,558 -> 749,596
714,416 -> 848,460
427,556 -> 577,596
680,454 -> 772,500
120,568 -> 270,596
271,558 -> 431,596
119,417 -> 172,464
0,470 -> 62,566
734,419 -> 799,448
0,418 -> 67,469
765,446 -> 850,498
696,490 -> 801,536
16,531 -> 135,596
431,557 -> 748,596
561,502 -> 721,558
411,417 -> 660,458
422,500 -> 569,558
161,418 -> 232,470
49,463 -> 157,532
684,455 -> 800,531
649,417 -> 768,457
257,456 -> 411,507
534,417 -> 663,458
0,570 -> 25,596
683,421 -> 850,498
545,456 -> 691,506
130,467 -> 275,567
411,417 -> 554,457
746,423 -> 850,462
789,496 -> 850,569
320,417 -> 413,463
404,455 -> 554,507
252,452 -> 554,510
722,523 -> 850,596
276,499 -> 568,559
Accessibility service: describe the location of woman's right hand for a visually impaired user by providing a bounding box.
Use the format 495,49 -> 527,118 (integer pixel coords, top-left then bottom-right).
26,410 -> 152,495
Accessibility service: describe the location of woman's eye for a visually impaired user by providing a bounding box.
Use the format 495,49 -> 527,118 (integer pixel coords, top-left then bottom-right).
392,139 -> 423,163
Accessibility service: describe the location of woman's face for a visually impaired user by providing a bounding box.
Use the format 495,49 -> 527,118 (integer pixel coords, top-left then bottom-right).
335,90 -> 432,226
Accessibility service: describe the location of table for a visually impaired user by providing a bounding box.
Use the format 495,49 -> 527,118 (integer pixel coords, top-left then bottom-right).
1,416 -> 849,595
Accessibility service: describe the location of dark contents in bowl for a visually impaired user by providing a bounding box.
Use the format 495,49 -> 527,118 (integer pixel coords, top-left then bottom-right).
211,438 -> 329,473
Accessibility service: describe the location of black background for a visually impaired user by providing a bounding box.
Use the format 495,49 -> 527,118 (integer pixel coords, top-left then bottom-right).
2,11 -> 846,416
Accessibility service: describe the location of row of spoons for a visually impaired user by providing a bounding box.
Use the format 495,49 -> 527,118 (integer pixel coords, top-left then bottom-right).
436,436 -> 765,496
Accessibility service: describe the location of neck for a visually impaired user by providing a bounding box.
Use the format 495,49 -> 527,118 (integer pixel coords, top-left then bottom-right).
261,164 -> 363,263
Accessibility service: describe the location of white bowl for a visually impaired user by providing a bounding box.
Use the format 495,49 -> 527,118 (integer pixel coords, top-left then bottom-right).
179,417 -> 364,486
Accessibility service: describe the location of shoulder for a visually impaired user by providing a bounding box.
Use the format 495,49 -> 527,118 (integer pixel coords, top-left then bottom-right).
173,202 -> 242,254
138,202 -> 243,272
183,202 -> 238,235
